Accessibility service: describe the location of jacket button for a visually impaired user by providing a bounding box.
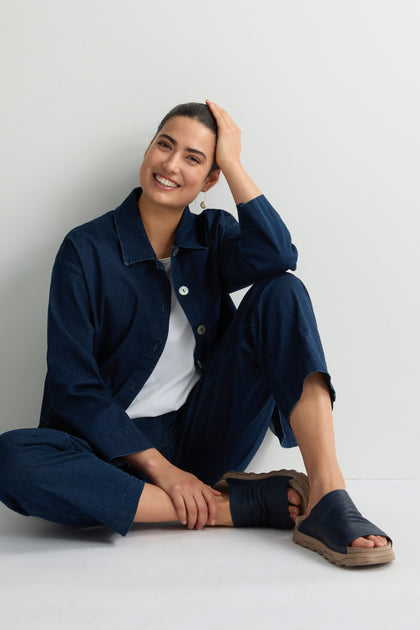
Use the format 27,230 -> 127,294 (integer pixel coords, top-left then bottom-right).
179,286 -> 189,296
172,247 -> 180,257
197,324 -> 206,335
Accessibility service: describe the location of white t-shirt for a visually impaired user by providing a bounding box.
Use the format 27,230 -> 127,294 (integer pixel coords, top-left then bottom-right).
126,257 -> 200,418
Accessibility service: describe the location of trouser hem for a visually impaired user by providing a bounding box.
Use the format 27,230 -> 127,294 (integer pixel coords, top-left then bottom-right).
111,475 -> 145,536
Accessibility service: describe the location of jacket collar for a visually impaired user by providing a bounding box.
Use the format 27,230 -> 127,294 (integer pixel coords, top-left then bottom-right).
114,187 -> 207,266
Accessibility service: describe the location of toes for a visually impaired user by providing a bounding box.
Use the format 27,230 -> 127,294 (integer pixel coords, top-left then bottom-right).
350,537 -> 375,548
287,488 -> 302,521
367,535 -> 388,547
350,535 -> 389,548
288,505 -> 300,522
287,488 -> 302,506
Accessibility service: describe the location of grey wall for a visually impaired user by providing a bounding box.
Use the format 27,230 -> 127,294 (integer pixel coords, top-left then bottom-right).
1,0 -> 419,477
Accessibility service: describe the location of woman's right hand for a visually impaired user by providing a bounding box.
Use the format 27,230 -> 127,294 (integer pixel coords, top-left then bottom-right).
125,448 -> 221,529
153,462 -> 222,529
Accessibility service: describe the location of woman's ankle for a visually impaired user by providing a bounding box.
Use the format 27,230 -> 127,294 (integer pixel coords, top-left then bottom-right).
306,472 -> 346,516
214,493 -> 234,527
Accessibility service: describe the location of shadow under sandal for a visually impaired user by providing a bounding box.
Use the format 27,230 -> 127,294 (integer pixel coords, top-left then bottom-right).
214,469 -> 309,529
293,489 -> 395,567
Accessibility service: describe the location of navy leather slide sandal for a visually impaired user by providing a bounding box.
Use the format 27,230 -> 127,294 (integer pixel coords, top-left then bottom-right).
293,489 -> 395,567
215,469 -> 309,529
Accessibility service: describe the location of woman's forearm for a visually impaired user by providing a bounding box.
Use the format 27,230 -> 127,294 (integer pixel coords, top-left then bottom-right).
125,447 -> 172,480
206,100 -> 262,206
221,160 -> 262,206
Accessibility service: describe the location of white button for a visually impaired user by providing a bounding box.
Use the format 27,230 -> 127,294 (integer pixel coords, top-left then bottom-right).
172,247 -> 179,257
197,325 -> 206,335
179,286 -> 189,296
196,360 -> 203,369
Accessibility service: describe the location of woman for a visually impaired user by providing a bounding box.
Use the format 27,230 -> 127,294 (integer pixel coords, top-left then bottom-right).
0,101 -> 393,567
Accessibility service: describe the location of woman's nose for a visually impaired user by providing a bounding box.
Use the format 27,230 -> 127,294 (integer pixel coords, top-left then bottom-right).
163,152 -> 180,173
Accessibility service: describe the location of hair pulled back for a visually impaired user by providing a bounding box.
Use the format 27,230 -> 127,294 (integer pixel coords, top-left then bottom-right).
156,102 -> 219,173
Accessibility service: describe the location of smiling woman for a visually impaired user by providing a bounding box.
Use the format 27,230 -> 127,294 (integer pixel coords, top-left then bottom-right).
0,100 -> 394,568
138,115 -> 220,235
155,102 -> 220,172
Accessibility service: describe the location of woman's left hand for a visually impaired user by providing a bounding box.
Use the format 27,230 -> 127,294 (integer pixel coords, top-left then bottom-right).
206,100 -> 242,172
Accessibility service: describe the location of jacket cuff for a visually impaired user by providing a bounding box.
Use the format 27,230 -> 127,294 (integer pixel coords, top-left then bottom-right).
94,424 -> 156,463
236,195 -> 280,231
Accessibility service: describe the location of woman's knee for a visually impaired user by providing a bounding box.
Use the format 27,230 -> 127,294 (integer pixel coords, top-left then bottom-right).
0,428 -> 62,494
0,430 -> 33,485
243,273 -> 310,310
0,430 -> 31,507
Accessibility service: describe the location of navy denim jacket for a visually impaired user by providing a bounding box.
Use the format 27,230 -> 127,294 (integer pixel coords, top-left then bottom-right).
39,188 -> 298,461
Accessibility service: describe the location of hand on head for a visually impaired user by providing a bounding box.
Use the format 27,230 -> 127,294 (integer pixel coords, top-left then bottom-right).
206,100 -> 242,172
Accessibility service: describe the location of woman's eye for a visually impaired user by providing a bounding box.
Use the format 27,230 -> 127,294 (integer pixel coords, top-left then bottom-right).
158,141 -> 170,149
187,155 -> 200,164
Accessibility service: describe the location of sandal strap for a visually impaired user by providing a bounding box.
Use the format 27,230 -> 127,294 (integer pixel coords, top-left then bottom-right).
298,489 -> 391,554
227,475 -> 294,529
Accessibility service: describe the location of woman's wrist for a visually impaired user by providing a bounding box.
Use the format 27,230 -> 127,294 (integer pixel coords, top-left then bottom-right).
221,161 -> 262,206
205,101 -> 261,205
125,448 -> 171,478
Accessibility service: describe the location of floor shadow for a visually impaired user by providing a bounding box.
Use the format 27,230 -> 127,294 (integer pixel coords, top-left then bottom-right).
0,507 -> 116,554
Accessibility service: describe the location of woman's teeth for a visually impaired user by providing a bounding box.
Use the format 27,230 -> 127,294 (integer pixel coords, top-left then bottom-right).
155,175 -> 178,188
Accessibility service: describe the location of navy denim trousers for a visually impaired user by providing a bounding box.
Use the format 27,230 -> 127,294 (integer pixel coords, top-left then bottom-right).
0,274 -> 334,536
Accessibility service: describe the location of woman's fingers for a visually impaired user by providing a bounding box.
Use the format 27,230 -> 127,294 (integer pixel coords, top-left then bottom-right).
206,99 -> 222,117
172,492 -> 188,526
162,469 -> 222,529
205,100 -> 242,170
195,492 -> 210,530
207,100 -> 226,123
194,485 -> 221,528
179,487 -> 219,529
184,494 -> 199,529
207,100 -> 236,130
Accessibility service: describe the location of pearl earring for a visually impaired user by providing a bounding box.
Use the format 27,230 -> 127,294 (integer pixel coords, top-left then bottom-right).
200,193 -> 207,209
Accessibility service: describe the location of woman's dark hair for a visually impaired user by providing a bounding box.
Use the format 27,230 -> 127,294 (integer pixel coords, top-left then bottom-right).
156,102 -> 219,173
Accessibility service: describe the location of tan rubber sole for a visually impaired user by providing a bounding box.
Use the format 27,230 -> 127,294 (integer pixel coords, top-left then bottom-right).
214,469 -> 310,516
293,515 -> 395,567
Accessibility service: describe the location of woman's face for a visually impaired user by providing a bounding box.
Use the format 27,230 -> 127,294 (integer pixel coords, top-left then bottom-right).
139,116 -> 219,212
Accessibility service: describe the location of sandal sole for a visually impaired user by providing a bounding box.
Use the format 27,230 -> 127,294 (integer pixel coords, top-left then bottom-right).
293,516 -> 395,567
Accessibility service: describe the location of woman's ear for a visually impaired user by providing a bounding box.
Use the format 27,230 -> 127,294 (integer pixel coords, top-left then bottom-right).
201,169 -> 221,192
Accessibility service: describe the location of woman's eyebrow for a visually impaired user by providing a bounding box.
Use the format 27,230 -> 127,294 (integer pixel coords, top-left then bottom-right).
157,133 -> 207,160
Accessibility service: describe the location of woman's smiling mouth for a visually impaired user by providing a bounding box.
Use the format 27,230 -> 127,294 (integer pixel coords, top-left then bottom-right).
153,174 -> 180,189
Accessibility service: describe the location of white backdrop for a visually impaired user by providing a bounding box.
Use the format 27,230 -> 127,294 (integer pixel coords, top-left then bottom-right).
1,0 -> 419,478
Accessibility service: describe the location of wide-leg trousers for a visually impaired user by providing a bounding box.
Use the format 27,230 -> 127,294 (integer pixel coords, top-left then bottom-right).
0,273 -> 335,535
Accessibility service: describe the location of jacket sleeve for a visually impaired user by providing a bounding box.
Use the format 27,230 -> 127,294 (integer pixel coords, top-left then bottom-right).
43,248 -> 155,462
216,194 -> 298,293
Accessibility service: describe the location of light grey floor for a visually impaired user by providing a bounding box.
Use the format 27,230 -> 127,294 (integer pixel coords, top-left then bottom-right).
1,480 -> 418,630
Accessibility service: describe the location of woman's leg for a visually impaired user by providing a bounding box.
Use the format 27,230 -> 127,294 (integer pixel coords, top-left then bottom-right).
136,273 -> 325,528
0,423 -> 235,531
0,428 -> 143,535
171,273 -> 387,547
289,372 -> 388,548
174,273 -> 333,485
133,483 -> 234,526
